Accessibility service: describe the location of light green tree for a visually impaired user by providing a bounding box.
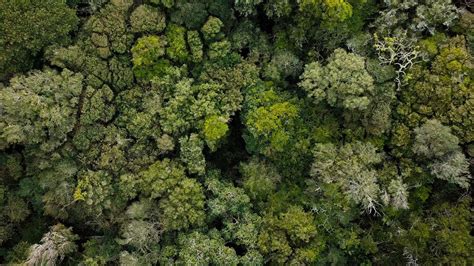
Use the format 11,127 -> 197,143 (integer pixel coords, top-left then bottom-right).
179,134 -> 206,175
299,49 -> 375,110
0,69 -> 83,152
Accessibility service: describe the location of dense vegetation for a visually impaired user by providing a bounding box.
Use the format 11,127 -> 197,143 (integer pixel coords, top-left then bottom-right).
0,0 -> 472,265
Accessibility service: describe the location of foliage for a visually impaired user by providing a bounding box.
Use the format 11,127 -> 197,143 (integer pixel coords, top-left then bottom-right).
397,197 -> 473,265
201,16 -> 225,42
0,1 -> 472,265
130,4 -> 166,34
0,0 -> 79,79
176,231 -> 240,265
166,24 -> 189,63
413,119 -> 460,159
240,157 -> 281,201
0,69 -> 83,152
374,0 -> 459,35
413,119 -> 471,188
310,142 -> 386,213
374,31 -> 421,89
243,83 -> 300,154
203,115 -> 229,151
397,35 -> 473,144
131,35 -> 168,80
299,49 -> 375,110
179,134 -> 206,175
206,171 -> 251,218
257,205 -> 323,264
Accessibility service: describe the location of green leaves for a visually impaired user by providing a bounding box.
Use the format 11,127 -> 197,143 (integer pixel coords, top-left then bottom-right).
398,197 -> 473,265
176,231 -> 239,265
0,0 -> 78,78
140,159 -> 186,199
74,170 -> 113,210
166,24 -> 189,63
203,116 -> 229,151
206,171 -> 251,218
413,119 -> 460,159
243,84 -> 300,154
247,102 -> 298,151
130,5 -> 166,34
179,134 -> 206,175
131,35 -> 168,80
0,1 -> 472,265
413,119 -> 471,188
299,49 -> 375,110
201,16 -> 224,42
298,0 -> 354,27
240,157 -> 281,201
159,178 -> 205,231
0,69 -> 83,152
258,205 -> 322,264
121,159 -> 206,231
310,142 -> 385,212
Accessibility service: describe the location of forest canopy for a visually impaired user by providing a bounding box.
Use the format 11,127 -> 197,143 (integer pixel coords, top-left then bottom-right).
0,0 -> 473,265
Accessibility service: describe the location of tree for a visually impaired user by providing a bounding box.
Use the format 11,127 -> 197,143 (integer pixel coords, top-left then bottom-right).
397,197 -> 473,265
25,224 -> 79,266
0,69 -> 83,152
153,71 -> 243,136
398,35 -> 473,144
83,0 -> 134,56
310,142 -> 390,213
203,115 -> 229,151
412,119 -> 471,188
429,151 -> 471,189
205,170 -> 251,218
131,35 -> 168,80
263,50 -> 303,82
298,0 -> 354,27
373,31 -> 420,89
246,101 -> 299,152
415,0 -> 459,33
179,134 -> 206,175
166,24 -> 189,63
0,0 -> 78,79
187,30 -> 204,63
3,194 -> 30,223
201,16 -> 225,42
234,0 -> 263,16
130,5 -> 166,34
299,49 -> 375,110
176,231 -> 240,265
159,178 -> 206,231
6,241 -> 30,264
386,178 -> 409,210
138,158 -> 187,199
122,159 -> 206,231
412,119 -> 460,159
374,0 -> 459,35
81,237 -> 120,265
240,157 -> 281,201
169,0 -> 208,29
243,83 -> 300,154
257,205 -> 323,264
73,169 -> 114,212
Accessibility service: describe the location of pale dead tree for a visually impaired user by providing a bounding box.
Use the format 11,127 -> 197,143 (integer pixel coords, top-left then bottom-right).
403,248 -> 419,266
373,31 -> 421,90
25,224 -> 78,266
